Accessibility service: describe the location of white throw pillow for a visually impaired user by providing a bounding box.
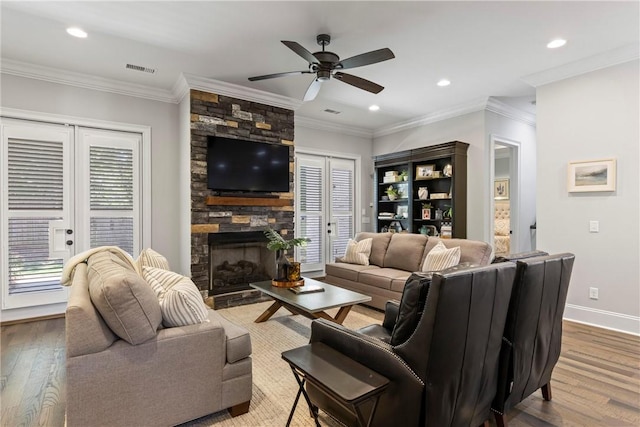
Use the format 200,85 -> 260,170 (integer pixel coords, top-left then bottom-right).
137,248 -> 170,272
142,267 -> 209,327
342,238 -> 373,266
422,241 -> 461,272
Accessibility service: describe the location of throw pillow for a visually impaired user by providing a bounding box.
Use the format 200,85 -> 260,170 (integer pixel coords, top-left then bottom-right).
87,251 -> 162,345
341,238 -> 373,265
390,273 -> 432,346
137,248 -> 170,272
421,241 -> 461,272
143,267 -> 209,327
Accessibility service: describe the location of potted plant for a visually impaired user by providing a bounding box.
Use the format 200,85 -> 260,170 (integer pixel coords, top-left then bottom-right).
399,170 -> 408,181
421,203 -> 432,220
264,227 -> 310,282
385,185 -> 399,201
443,207 -> 453,219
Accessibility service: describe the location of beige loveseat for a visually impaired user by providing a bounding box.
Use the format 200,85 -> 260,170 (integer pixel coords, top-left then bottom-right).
324,232 -> 493,309
65,251 -> 252,427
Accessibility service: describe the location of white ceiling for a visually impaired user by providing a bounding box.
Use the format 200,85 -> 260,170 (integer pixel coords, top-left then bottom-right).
2,1 -> 639,132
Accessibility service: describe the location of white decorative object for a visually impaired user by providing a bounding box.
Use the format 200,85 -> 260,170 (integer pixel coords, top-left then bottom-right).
418,187 -> 428,200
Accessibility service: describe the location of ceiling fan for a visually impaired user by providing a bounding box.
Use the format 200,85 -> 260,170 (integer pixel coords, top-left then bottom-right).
248,34 -> 395,101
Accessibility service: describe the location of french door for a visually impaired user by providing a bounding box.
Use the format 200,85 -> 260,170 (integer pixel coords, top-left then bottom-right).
1,118 -> 143,309
295,153 -> 356,274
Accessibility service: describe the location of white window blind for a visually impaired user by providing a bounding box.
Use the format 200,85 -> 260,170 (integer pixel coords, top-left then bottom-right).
298,164 -> 323,264
5,136 -> 66,297
331,166 -> 354,259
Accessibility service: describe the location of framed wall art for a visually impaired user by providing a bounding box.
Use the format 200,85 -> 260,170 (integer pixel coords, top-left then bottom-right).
415,164 -> 435,180
494,178 -> 510,200
567,158 -> 616,192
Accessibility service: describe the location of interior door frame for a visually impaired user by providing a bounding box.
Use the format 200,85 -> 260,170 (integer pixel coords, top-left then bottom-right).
294,147 -> 362,272
487,135 -> 521,253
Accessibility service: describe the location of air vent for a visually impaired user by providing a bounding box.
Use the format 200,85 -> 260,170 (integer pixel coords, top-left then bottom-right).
125,64 -> 156,74
323,109 -> 341,115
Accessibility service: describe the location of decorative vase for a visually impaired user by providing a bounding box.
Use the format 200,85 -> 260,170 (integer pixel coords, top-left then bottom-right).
388,193 -> 397,201
418,187 -> 428,200
275,249 -> 291,281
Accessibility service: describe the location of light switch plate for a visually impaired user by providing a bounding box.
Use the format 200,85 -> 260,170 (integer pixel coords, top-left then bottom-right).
589,220 -> 599,233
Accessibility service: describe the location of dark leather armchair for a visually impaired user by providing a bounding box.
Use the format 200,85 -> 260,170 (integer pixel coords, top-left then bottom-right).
307,262 -> 517,427
491,253 -> 575,427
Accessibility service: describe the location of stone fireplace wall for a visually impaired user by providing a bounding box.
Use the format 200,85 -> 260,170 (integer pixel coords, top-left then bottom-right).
190,90 -> 295,291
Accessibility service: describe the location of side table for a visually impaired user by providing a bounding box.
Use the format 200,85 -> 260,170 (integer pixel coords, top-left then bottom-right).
281,342 -> 389,427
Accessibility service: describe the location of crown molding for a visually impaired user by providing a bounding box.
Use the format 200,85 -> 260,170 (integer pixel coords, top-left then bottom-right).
177,73 -> 303,111
522,43 -> 640,88
485,97 -> 536,127
295,115 -> 373,139
373,98 -> 489,138
0,58 -> 176,103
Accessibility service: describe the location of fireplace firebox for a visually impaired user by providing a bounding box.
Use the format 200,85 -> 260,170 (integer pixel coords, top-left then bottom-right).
208,231 -> 275,296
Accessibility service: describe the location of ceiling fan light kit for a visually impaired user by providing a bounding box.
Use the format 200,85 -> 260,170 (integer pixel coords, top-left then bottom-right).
249,34 -> 395,101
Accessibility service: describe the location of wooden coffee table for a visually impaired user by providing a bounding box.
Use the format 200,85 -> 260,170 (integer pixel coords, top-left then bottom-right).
249,277 -> 371,325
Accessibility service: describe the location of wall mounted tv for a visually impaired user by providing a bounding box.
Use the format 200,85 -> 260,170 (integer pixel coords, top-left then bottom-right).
207,136 -> 290,193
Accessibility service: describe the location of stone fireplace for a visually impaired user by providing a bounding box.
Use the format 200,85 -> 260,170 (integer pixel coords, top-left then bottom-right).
189,89 -> 295,307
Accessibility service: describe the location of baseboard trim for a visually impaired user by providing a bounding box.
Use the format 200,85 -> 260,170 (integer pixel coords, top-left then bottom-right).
564,304 -> 640,336
1,313 -> 65,326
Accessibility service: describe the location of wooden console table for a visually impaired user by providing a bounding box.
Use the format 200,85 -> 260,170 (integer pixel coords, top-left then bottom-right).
281,342 -> 389,427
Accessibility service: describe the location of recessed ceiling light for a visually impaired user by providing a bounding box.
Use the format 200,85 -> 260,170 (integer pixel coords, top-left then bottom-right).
437,79 -> 451,87
369,105 -> 380,111
66,27 -> 88,38
547,39 -> 566,49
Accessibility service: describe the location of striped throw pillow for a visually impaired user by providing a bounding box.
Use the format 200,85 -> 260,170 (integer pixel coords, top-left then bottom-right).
342,238 -> 373,265
422,241 -> 461,272
137,248 -> 170,272
142,267 -> 209,327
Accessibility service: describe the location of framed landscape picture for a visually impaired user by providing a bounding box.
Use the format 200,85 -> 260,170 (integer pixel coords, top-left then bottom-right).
494,178 -> 510,200
567,158 -> 616,192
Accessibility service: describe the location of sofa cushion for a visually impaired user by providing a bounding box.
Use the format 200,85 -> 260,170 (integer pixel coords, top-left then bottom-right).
340,238 -> 373,265
143,267 -> 210,327
137,248 -> 170,271
210,310 -> 252,363
383,233 -> 428,271
390,273 -> 432,346
423,237 -> 493,266
359,268 -> 412,290
87,251 -> 162,345
354,232 -> 392,267
422,241 -> 461,272
326,262 -> 380,282
390,273 -> 413,293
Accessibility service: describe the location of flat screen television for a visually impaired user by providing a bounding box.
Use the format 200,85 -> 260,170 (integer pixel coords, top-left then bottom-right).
207,136 -> 290,192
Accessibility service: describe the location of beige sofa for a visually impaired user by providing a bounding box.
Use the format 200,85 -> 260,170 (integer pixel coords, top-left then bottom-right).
324,232 -> 493,309
65,253 -> 252,427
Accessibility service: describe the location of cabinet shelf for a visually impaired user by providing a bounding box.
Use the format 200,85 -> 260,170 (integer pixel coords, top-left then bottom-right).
374,141 -> 468,237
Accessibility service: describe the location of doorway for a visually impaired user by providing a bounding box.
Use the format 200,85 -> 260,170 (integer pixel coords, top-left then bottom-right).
295,151 -> 359,276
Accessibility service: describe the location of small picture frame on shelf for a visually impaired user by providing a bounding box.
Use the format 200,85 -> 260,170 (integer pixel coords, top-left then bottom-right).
415,164 -> 436,180
421,209 -> 431,220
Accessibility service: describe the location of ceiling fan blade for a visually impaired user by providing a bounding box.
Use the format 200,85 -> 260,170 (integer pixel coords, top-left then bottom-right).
338,48 -> 395,70
248,70 -> 312,81
282,40 -> 318,64
303,79 -> 323,102
334,72 -> 384,94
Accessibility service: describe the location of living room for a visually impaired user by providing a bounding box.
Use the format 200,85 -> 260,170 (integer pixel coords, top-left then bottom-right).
1,1 -> 639,426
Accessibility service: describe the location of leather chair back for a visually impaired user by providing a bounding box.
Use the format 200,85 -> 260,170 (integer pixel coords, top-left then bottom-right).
395,262 -> 517,427
493,253 -> 575,416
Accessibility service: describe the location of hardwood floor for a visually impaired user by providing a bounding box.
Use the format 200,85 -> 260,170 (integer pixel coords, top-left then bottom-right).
1,318 -> 638,427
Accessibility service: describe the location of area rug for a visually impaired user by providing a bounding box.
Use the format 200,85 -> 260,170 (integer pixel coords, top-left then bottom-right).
179,302 -> 384,427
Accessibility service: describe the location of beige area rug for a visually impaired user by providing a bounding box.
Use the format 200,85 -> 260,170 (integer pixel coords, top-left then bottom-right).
180,301 -> 384,427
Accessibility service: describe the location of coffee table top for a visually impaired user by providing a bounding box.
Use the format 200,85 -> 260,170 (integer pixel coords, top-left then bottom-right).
250,277 -> 371,314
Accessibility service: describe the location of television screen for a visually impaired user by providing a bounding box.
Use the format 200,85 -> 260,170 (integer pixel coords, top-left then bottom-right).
207,136 -> 290,192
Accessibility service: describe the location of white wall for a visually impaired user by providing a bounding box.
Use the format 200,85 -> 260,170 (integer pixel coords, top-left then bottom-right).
537,60 -> 640,334
1,74 -> 181,320
485,111 -> 537,253
373,112 -> 488,242
295,124 -> 374,232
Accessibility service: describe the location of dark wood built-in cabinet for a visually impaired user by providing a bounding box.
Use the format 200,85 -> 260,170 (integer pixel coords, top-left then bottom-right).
374,141 -> 468,238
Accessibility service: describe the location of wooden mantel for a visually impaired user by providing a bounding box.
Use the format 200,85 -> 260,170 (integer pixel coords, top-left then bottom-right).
205,196 -> 292,207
